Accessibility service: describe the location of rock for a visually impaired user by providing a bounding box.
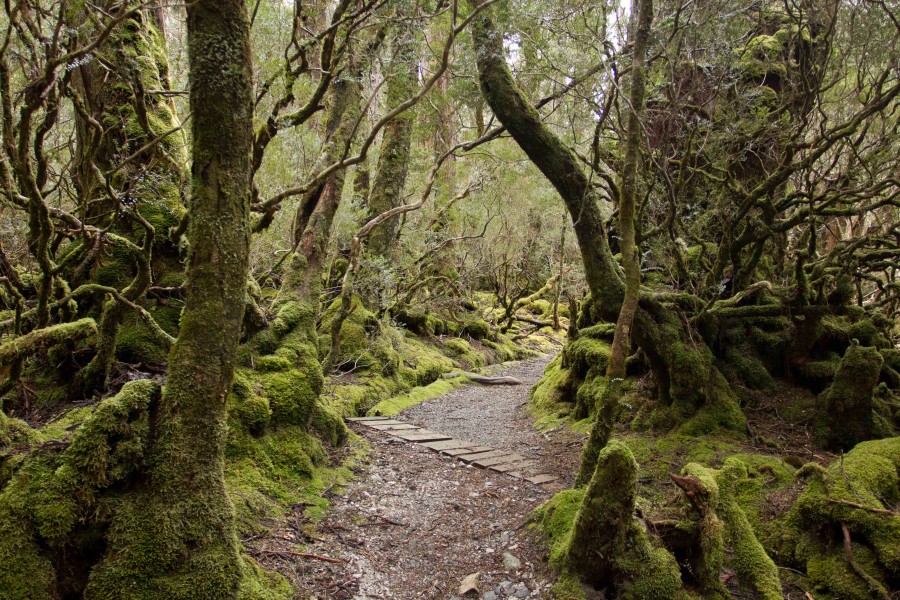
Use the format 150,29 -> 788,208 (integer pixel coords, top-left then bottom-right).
459,572 -> 481,596
502,552 -> 521,571
482,592 -> 497,600
498,580 -> 513,594
500,531 -> 510,545
513,582 -> 530,598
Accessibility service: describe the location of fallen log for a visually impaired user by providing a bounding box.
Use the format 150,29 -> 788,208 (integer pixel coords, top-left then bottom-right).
442,371 -> 522,385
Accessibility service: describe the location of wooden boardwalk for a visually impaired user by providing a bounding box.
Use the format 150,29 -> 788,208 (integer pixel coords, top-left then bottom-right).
348,416 -> 561,490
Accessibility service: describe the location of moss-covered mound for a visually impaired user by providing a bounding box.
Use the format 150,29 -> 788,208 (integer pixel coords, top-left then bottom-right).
780,438 -> 899,599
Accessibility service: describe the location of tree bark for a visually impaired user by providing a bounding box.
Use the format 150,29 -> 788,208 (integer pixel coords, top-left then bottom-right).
85,0 -> 254,596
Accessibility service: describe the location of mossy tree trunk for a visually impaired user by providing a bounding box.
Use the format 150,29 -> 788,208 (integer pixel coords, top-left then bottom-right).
365,25 -> 417,261
84,0 -> 254,596
469,0 -> 745,453
70,5 -> 188,395
606,0 -> 651,380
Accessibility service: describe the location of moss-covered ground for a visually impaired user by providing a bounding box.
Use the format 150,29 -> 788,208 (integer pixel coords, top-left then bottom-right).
526,332 -> 899,599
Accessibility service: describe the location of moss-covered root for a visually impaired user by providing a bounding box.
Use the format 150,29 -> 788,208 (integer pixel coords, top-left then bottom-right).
816,341 -> 883,451
0,379 -> 160,600
574,382 -> 623,486
786,438 -> 899,599
566,441 -> 638,584
720,461 -> 784,599
671,465 -> 726,598
565,441 -> 686,599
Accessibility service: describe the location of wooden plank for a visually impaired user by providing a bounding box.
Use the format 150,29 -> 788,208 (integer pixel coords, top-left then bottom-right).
420,439 -> 477,451
367,423 -> 420,431
489,460 -> 536,473
346,416 -> 390,422
457,449 -> 511,463
525,474 -> 558,485
441,446 -> 492,457
472,454 -> 526,468
394,431 -> 453,442
361,420 -> 405,427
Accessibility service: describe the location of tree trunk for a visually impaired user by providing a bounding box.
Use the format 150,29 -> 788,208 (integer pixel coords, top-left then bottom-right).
85,0 -> 254,596
607,0 -> 651,379
366,27 -> 417,260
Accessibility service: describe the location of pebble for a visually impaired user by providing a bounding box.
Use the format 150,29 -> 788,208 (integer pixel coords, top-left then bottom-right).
500,531 -> 510,545
513,582 -> 530,598
502,552 -> 521,570
482,592 -> 497,600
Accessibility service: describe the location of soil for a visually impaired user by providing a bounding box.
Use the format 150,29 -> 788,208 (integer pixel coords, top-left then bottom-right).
249,355 -> 587,599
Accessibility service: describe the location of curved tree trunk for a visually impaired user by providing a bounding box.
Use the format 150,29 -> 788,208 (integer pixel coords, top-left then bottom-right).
85,1 -> 254,596
469,0 -> 745,455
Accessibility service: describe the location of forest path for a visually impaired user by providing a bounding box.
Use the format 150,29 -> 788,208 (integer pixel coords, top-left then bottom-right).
283,355 -> 585,599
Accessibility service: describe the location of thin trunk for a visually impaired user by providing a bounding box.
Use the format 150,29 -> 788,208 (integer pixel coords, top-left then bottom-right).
86,1 -> 254,596
607,0 -> 652,379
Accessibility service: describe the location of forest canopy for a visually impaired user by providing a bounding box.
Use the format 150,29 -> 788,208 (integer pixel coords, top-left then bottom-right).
0,0 -> 898,598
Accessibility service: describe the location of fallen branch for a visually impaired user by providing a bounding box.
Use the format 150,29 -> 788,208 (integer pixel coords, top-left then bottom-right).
248,549 -> 345,564
828,498 -> 898,516
0,318 -> 97,367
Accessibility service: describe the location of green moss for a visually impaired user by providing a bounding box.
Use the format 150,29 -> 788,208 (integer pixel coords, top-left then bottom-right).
460,317 -> 490,340
533,488 -> 586,567
614,522 -> 687,600
816,342 -> 883,450
722,347 -> 775,391
367,376 -> 466,417
786,438 -> 900,597
565,336 -> 611,374
529,354 -> 590,431
549,571 -> 586,600
0,380 -> 160,598
237,557 -> 293,600
442,337 -> 485,368
716,458 -> 784,600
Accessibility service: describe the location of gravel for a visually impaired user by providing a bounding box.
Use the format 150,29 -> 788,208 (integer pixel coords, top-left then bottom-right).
402,356 -> 584,487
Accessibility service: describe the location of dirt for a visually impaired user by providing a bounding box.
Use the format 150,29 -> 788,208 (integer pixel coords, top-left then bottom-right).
249,355 -> 586,599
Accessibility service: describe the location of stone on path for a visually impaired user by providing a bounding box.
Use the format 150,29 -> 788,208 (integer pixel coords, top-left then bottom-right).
367,423 -> 420,430
441,446 -> 493,457
489,460 -> 536,474
456,449 -> 511,463
524,474 -> 558,485
458,572 -> 481,596
502,552 -> 521,571
346,416 -> 390,422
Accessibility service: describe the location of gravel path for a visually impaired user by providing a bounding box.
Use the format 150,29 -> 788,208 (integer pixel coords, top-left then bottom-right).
402,356 -> 584,487
254,356 -> 587,599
